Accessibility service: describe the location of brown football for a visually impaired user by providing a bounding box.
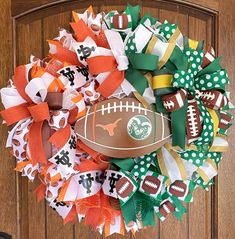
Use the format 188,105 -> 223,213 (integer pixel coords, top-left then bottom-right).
115,176 -> 134,199
75,98 -> 171,158
159,200 -> 175,218
169,180 -> 187,198
142,175 -> 161,195
199,90 -> 228,110
186,97 -> 202,144
112,13 -> 129,29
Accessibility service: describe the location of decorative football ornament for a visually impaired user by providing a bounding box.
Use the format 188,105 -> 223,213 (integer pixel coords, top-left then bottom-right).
75,97 -> 171,158
162,89 -> 187,112
112,13 -> 129,30
159,200 -> 176,218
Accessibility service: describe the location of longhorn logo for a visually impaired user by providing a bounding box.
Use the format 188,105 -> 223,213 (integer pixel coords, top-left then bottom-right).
96,118 -> 122,136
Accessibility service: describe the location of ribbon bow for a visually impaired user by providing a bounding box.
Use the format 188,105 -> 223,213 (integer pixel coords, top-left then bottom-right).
0,65 -> 82,166
83,29 -> 128,98
158,45 -> 229,149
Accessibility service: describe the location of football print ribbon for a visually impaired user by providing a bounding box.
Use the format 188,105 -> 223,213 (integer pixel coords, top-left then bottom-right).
158,45 -> 229,149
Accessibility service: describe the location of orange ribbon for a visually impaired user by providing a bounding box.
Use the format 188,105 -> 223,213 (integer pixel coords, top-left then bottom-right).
70,19 -> 109,49
13,65 -> 32,103
48,40 -> 83,66
76,191 -> 123,232
87,56 -> 125,97
1,65 -> 53,165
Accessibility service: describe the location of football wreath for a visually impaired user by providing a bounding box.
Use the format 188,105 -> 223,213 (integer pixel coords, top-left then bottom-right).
0,4 -> 233,237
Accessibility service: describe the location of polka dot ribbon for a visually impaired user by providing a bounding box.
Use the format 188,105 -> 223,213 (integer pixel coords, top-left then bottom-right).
162,46 -> 229,150
158,20 -> 177,41
130,152 -> 156,179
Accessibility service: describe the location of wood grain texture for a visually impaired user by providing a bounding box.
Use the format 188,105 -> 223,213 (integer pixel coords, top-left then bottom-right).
218,0 -> 235,239
0,0 -> 234,238
0,1 -> 17,239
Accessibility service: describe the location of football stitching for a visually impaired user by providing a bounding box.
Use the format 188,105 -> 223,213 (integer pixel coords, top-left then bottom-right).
187,103 -> 199,136
163,100 -> 174,110
101,101 -> 148,115
201,91 -> 215,101
162,204 -> 171,214
118,181 -> 130,195
171,185 -> 185,193
144,180 -> 159,189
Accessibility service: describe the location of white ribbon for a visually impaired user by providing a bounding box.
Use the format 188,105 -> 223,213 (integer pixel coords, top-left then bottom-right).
25,77 -> 48,103
48,128 -> 76,177
59,170 -> 103,201
104,29 -> 129,71
0,87 -> 26,109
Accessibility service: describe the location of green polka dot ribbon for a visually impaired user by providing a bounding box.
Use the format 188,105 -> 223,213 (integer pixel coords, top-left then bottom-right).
158,20 -> 177,41
161,45 -> 229,150
130,152 -> 156,179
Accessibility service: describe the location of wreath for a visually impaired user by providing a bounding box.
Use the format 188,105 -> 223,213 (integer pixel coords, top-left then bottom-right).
0,4 -> 233,237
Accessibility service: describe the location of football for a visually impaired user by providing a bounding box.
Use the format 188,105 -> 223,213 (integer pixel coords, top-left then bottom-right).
115,176 -> 135,202
159,200 -> 175,218
199,90 -> 228,110
141,175 -> 161,195
169,180 -> 188,198
186,97 -> 202,144
162,89 -> 187,112
75,97 -> 171,158
201,46 -> 215,69
112,13 -> 129,30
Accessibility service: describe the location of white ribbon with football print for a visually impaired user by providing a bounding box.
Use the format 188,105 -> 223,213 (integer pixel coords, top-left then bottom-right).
49,199 -> 73,220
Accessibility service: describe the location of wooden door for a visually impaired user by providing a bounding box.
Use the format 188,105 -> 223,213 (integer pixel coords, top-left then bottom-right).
0,0 -> 234,238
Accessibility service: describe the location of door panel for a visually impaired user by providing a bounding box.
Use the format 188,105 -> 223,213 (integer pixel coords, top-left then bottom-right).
0,0 -> 234,238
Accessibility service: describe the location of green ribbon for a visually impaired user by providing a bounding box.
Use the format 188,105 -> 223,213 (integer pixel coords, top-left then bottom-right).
159,46 -> 229,150
125,53 -> 158,96
111,152 -> 165,225
155,192 -> 187,221
111,151 -> 190,225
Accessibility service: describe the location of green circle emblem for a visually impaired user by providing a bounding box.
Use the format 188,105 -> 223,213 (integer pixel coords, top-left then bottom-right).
127,115 -> 152,140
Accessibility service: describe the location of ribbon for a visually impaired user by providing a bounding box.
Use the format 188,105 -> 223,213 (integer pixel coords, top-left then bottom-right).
108,152 -> 167,225
1,65 -> 86,166
72,6 -> 106,35
86,29 -> 129,97
157,44 -> 229,149
105,4 -> 140,35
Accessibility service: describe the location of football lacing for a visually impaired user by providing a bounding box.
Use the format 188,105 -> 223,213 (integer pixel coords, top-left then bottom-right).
200,91 -> 215,101
187,105 -> 199,136
163,100 -> 175,109
144,180 -> 159,189
118,181 -> 130,194
101,101 -> 148,115
162,204 -> 171,214
171,185 -> 185,193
